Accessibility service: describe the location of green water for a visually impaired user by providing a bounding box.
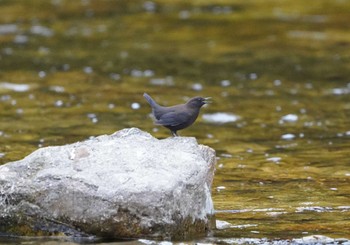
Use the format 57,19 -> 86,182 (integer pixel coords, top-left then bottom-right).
0,0 -> 349,243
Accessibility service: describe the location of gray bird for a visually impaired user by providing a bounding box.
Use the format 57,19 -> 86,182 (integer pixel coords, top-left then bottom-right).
143,93 -> 210,136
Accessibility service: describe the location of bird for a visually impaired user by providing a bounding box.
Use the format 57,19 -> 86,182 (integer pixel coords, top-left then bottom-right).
143,93 -> 210,137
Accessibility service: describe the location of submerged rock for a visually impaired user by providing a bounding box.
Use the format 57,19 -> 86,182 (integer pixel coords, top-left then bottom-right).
0,128 -> 216,240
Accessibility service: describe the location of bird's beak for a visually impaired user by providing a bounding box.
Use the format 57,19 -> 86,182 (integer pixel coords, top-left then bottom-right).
204,97 -> 212,104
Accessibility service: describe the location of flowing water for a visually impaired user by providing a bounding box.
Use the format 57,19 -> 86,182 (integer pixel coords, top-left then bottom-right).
0,0 -> 349,244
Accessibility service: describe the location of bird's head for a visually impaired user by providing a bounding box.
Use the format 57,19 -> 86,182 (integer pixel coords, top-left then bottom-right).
186,96 -> 211,108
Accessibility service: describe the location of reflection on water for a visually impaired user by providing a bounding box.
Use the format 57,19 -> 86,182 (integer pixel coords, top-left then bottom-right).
0,0 -> 350,243
202,112 -> 240,124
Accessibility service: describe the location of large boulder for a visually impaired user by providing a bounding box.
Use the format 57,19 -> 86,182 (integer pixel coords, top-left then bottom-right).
0,128 -> 216,240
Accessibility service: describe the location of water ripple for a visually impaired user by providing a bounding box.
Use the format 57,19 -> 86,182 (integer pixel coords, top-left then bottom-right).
0,24 -> 18,34
0,82 -> 30,92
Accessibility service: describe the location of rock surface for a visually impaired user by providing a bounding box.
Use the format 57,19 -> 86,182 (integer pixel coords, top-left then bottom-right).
0,128 -> 216,240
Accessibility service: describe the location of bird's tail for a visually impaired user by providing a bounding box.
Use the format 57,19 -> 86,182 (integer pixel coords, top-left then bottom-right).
143,93 -> 158,107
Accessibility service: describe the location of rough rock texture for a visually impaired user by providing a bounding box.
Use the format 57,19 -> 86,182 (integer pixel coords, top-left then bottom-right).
0,128 -> 216,240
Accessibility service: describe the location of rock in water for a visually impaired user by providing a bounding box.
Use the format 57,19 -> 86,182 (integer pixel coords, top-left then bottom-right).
0,128 -> 216,240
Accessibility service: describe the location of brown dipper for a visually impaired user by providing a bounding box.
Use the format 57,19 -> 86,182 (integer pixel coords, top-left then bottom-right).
143,93 -> 210,136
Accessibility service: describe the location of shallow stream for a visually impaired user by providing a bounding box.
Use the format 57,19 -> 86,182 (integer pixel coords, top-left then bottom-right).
0,0 -> 349,244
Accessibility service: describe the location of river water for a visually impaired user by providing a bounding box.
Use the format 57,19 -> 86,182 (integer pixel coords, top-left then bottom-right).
0,0 -> 349,244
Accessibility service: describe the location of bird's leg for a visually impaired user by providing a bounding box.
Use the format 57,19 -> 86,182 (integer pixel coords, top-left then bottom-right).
171,131 -> 178,137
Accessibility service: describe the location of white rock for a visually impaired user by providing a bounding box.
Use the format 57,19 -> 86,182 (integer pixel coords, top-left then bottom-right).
0,128 -> 216,240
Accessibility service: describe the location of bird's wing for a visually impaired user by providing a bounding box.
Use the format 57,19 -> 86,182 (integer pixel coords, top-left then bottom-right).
155,111 -> 190,126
